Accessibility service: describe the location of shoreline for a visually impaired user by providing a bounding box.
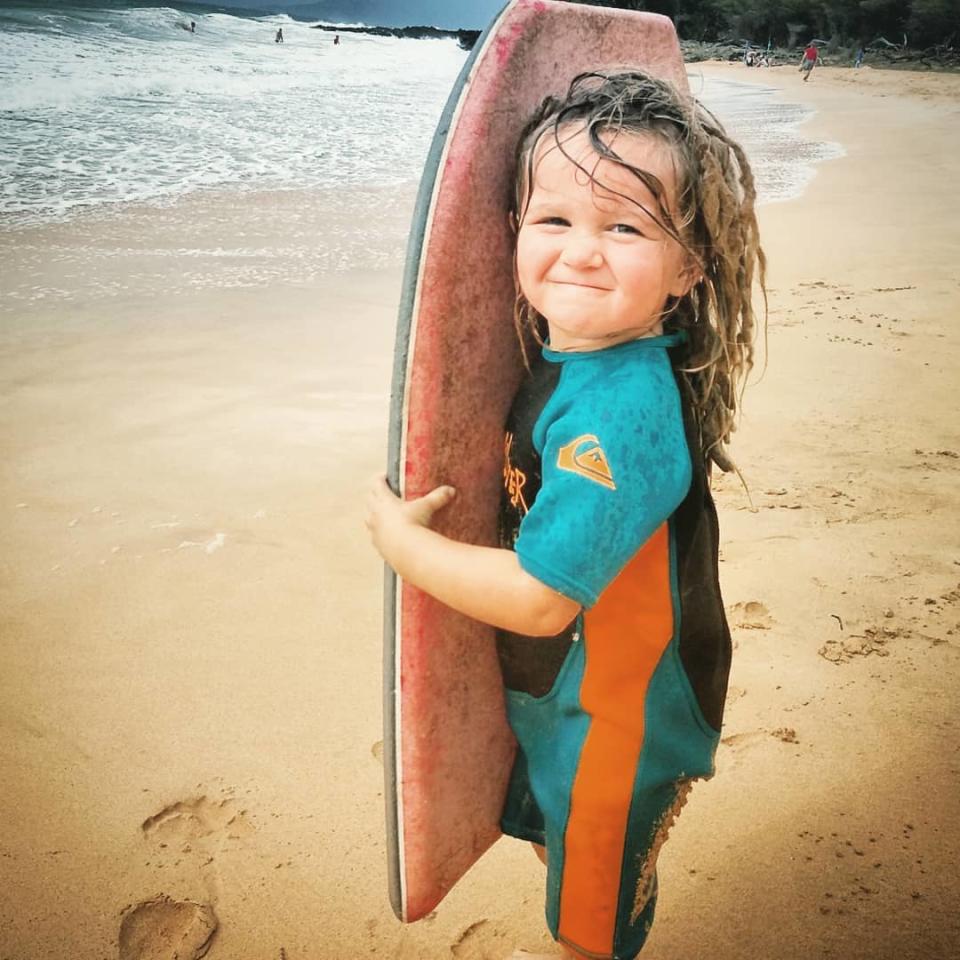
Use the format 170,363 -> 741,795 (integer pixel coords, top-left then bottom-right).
1,63 -> 959,960
0,64 -> 837,239
0,182 -> 418,325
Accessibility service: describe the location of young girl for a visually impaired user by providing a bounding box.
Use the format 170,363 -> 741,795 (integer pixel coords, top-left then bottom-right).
367,71 -> 765,960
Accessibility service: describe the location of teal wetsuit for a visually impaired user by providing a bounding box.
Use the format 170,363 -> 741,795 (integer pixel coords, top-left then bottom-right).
497,333 -> 731,960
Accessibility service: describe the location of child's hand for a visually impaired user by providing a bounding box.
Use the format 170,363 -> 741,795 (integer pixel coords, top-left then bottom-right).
365,475 -> 456,564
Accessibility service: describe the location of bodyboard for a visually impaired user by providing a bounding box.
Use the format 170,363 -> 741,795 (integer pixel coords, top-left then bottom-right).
384,0 -> 689,923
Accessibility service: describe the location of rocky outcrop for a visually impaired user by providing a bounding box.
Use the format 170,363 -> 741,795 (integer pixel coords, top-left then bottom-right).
311,23 -> 480,49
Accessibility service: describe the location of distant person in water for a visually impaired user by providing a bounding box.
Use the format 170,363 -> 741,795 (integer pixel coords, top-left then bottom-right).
334,34 -> 340,46
799,42 -> 819,81
276,27 -> 284,43
190,21 -> 196,33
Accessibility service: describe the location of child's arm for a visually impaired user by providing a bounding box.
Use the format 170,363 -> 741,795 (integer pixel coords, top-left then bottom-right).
366,476 -> 580,637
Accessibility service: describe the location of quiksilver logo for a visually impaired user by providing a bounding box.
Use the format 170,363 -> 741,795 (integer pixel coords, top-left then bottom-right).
557,435 -> 616,490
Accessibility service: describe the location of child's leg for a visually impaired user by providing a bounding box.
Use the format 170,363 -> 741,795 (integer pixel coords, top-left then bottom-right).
523,846 -> 589,959
510,942 -> 636,959
503,635 -> 718,960
526,844 -> 637,960
518,757 -> 700,958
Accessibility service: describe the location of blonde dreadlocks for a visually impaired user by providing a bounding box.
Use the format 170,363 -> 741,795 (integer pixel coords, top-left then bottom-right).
511,70 -> 767,473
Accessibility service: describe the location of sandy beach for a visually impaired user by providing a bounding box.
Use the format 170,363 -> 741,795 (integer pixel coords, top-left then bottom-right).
1,62 -> 959,959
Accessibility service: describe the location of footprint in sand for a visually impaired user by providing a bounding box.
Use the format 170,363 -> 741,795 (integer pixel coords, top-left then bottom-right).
450,919 -> 491,958
771,727 -> 800,744
725,685 -> 747,704
722,728 -> 799,750
720,730 -> 768,750
141,795 -> 252,845
119,895 -> 217,960
727,600 -> 773,630
123,794 -> 252,960
818,626 -> 902,664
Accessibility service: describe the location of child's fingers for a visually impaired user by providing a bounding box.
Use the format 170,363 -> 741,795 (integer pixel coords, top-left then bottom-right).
409,484 -> 457,523
424,484 -> 457,508
367,475 -> 454,529
365,474 -> 395,535
369,473 -> 398,502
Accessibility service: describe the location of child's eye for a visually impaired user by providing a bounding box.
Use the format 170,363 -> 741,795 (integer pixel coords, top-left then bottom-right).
536,216 -> 569,227
610,223 -> 641,235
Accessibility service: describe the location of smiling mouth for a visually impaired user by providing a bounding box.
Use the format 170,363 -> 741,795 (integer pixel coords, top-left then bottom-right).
549,280 -> 611,291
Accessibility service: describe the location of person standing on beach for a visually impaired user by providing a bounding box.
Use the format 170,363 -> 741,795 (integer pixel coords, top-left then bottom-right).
276,27 -> 283,43
799,42 -> 819,81
367,70 -> 766,960
334,34 -> 340,45
854,46 -> 865,68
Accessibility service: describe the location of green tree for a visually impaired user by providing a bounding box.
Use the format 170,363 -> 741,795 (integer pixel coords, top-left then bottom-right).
908,0 -> 960,45
562,0 -> 960,47
855,0 -> 911,40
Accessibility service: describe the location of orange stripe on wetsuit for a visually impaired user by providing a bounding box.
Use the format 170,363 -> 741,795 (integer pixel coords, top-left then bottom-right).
557,521 -> 674,957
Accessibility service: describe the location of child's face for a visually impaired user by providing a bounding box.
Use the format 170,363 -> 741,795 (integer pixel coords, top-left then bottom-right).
516,127 -> 693,352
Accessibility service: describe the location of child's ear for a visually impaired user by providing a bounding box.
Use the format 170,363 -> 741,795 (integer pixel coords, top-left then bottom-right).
669,257 -> 704,298
508,210 -> 518,235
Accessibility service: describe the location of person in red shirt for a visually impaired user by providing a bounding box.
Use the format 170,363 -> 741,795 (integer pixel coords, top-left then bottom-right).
799,42 -> 820,81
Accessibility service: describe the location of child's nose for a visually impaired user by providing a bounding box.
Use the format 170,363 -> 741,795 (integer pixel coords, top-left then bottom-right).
560,231 -> 603,269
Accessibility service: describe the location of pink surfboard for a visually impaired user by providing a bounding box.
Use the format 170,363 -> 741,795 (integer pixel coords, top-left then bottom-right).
384,0 -> 689,923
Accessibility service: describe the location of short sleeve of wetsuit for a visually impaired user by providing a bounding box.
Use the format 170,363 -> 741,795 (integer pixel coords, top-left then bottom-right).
514,349 -> 692,609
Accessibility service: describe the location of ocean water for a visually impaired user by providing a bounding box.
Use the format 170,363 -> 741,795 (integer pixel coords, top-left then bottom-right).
0,3 -> 841,304
0,1 -> 467,222
0,2 -> 842,223
687,71 -> 844,205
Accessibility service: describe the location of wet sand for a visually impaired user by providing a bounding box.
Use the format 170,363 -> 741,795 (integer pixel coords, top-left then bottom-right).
1,64 -> 959,959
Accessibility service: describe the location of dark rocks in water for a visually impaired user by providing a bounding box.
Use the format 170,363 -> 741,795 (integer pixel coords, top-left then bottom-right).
311,23 -> 480,50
